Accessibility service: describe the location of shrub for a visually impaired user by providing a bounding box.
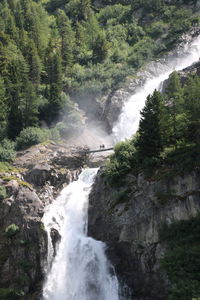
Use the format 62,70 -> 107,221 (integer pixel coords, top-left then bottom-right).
5,224 -> 20,238
0,162 -> 16,173
16,127 -> 51,150
105,140 -> 137,185
0,186 -> 7,200
0,139 -> 16,162
0,288 -> 20,299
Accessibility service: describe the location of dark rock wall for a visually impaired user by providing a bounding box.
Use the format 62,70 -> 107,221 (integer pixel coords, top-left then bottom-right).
88,169 -> 200,299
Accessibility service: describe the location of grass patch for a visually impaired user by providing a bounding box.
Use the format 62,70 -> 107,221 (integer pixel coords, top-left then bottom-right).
1,176 -> 32,188
5,224 -> 20,238
0,162 -> 16,173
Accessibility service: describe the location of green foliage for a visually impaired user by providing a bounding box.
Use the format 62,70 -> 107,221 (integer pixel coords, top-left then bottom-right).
0,0 -> 198,144
0,186 -> 7,200
136,90 -> 165,161
105,139 -> 137,185
1,175 -> 32,188
163,145 -> 200,173
5,224 -> 20,238
0,139 -> 16,162
0,288 -> 24,299
15,127 -> 51,150
159,216 -> 200,299
0,162 -> 17,173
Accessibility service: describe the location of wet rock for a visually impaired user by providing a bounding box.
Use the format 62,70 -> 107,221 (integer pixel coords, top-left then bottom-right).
0,142 -> 87,298
50,228 -> 61,257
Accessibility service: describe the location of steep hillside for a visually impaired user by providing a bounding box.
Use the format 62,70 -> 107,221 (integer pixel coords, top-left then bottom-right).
0,0 -> 200,147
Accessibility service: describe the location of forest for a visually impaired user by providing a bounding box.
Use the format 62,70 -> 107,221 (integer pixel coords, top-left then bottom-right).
0,0 -> 199,161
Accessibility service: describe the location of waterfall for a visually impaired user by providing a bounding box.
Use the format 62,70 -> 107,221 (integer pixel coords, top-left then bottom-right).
42,168 -> 119,300
112,35 -> 200,142
42,34 -> 200,300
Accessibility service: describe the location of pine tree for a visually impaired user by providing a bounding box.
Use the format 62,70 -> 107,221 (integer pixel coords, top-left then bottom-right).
136,90 -> 164,161
184,76 -> 200,145
92,31 -> 110,63
165,71 -> 184,148
45,50 -> 64,124
6,56 -> 29,138
57,10 -> 75,69
0,77 -> 8,140
75,21 -> 89,63
23,39 -> 42,85
80,0 -> 91,20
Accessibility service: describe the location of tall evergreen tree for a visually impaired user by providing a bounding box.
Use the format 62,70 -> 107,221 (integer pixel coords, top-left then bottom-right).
184,76 -> 200,145
165,71 -> 184,148
57,10 -> 75,69
45,50 -> 64,123
0,77 -> 7,140
136,90 -> 164,160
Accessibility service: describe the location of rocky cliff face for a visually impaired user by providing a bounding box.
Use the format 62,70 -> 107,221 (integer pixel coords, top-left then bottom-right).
0,142 -> 88,299
88,168 -> 200,299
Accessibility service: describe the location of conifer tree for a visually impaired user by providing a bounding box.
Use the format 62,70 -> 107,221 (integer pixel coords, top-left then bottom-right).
136,90 -> 164,160
92,31 -> 110,63
57,10 -> 75,69
0,77 -> 7,140
80,0 -> 92,20
75,21 -> 89,63
184,76 -> 200,145
165,71 -> 184,148
45,50 -> 64,123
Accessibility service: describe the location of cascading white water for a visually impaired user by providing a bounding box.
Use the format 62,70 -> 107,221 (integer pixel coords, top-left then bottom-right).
42,168 -> 119,300
112,35 -> 200,142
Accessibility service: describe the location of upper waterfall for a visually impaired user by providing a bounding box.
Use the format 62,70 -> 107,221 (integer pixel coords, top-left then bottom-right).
112,35 -> 200,142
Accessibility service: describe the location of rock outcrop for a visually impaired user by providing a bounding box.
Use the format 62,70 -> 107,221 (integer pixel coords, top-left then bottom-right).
0,142 -> 88,299
88,168 -> 200,299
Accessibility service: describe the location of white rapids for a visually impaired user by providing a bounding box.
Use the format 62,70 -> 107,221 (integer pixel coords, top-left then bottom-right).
112,35 -> 200,142
42,168 -> 119,300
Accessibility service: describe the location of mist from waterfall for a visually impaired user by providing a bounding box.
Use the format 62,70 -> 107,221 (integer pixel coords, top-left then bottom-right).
112,35 -> 200,142
42,169 -> 119,300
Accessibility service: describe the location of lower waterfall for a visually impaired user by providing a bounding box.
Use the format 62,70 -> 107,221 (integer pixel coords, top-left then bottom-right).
42,168 -> 119,300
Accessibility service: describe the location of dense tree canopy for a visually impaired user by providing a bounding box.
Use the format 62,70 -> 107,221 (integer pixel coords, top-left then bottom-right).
0,0 -> 199,154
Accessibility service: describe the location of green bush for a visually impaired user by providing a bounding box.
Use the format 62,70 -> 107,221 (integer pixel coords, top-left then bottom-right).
16,127 -> 51,150
0,139 -> 16,162
105,139 -> 137,185
0,288 -> 24,299
5,224 -> 20,238
0,186 -> 7,200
